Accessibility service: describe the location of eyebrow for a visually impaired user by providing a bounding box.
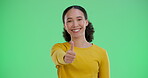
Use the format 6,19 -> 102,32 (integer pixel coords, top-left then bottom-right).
77,16 -> 83,18
67,16 -> 83,20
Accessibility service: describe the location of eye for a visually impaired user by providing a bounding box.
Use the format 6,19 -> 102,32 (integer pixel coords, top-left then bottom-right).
67,20 -> 72,23
77,19 -> 82,21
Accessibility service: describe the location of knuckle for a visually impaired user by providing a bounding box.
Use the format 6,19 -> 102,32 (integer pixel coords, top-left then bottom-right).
71,55 -> 75,59
66,51 -> 70,54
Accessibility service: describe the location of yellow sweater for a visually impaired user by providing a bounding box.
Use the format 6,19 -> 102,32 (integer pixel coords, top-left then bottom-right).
50,42 -> 110,78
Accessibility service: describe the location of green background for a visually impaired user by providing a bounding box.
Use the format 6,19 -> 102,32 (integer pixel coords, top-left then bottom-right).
1,0 -> 148,78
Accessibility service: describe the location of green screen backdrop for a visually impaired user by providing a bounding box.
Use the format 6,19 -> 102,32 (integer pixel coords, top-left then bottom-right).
1,0 -> 148,78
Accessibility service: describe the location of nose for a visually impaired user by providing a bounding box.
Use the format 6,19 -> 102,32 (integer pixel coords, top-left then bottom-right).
73,21 -> 78,27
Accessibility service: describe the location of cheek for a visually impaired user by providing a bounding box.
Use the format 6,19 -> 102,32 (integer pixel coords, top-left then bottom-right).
65,23 -> 73,30
81,23 -> 87,32
80,20 -> 87,26
80,21 -> 87,29
64,25 -> 71,33
65,20 -> 73,26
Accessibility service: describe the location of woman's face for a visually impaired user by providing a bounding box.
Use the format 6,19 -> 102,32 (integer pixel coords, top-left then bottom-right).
64,8 -> 88,38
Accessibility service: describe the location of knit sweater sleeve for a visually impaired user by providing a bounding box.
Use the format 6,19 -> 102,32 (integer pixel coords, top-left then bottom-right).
50,43 -> 67,65
98,50 -> 110,78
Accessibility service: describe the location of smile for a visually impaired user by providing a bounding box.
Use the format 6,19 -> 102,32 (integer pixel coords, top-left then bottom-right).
71,28 -> 81,33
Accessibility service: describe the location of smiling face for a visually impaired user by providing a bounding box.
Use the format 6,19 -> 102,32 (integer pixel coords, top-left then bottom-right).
64,8 -> 88,38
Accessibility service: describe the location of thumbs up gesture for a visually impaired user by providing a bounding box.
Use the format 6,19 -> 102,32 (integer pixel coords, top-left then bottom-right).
64,41 -> 76,63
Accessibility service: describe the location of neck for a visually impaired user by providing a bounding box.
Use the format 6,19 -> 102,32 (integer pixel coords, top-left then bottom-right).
70,36 -> 92,48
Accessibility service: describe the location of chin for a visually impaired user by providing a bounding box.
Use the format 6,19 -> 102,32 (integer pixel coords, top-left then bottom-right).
71,34 -> 84,38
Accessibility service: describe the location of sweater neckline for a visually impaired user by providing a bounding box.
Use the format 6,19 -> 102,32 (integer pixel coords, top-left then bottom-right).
65,42 -> 95,49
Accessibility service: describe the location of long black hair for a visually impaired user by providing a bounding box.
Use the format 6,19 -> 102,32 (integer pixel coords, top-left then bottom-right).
62,5 -> 95,42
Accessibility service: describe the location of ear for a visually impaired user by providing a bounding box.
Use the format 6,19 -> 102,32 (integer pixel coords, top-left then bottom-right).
85,20 -> 89,26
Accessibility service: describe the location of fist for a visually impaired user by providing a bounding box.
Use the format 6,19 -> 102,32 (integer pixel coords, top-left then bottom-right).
64,41 -> 76,63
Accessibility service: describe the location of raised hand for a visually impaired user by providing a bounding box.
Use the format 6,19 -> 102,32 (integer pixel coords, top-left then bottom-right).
64,41 -> 76,63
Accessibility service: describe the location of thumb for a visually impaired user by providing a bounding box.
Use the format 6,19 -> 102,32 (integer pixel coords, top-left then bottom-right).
70,41 -> 74,51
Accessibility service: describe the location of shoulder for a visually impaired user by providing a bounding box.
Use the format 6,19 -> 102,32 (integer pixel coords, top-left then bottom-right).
51,42 -> 69,51
92,44 -> 109,59
93,44 -> 106,52
92,43 -> 108,56
52,42 -> 68,47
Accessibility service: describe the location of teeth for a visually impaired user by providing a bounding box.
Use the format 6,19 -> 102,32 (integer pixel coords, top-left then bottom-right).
71,28 -> 81,32
73,29 -> 80,32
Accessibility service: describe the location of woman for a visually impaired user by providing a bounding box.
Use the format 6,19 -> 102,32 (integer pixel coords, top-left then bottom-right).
51,5 -> 110,78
